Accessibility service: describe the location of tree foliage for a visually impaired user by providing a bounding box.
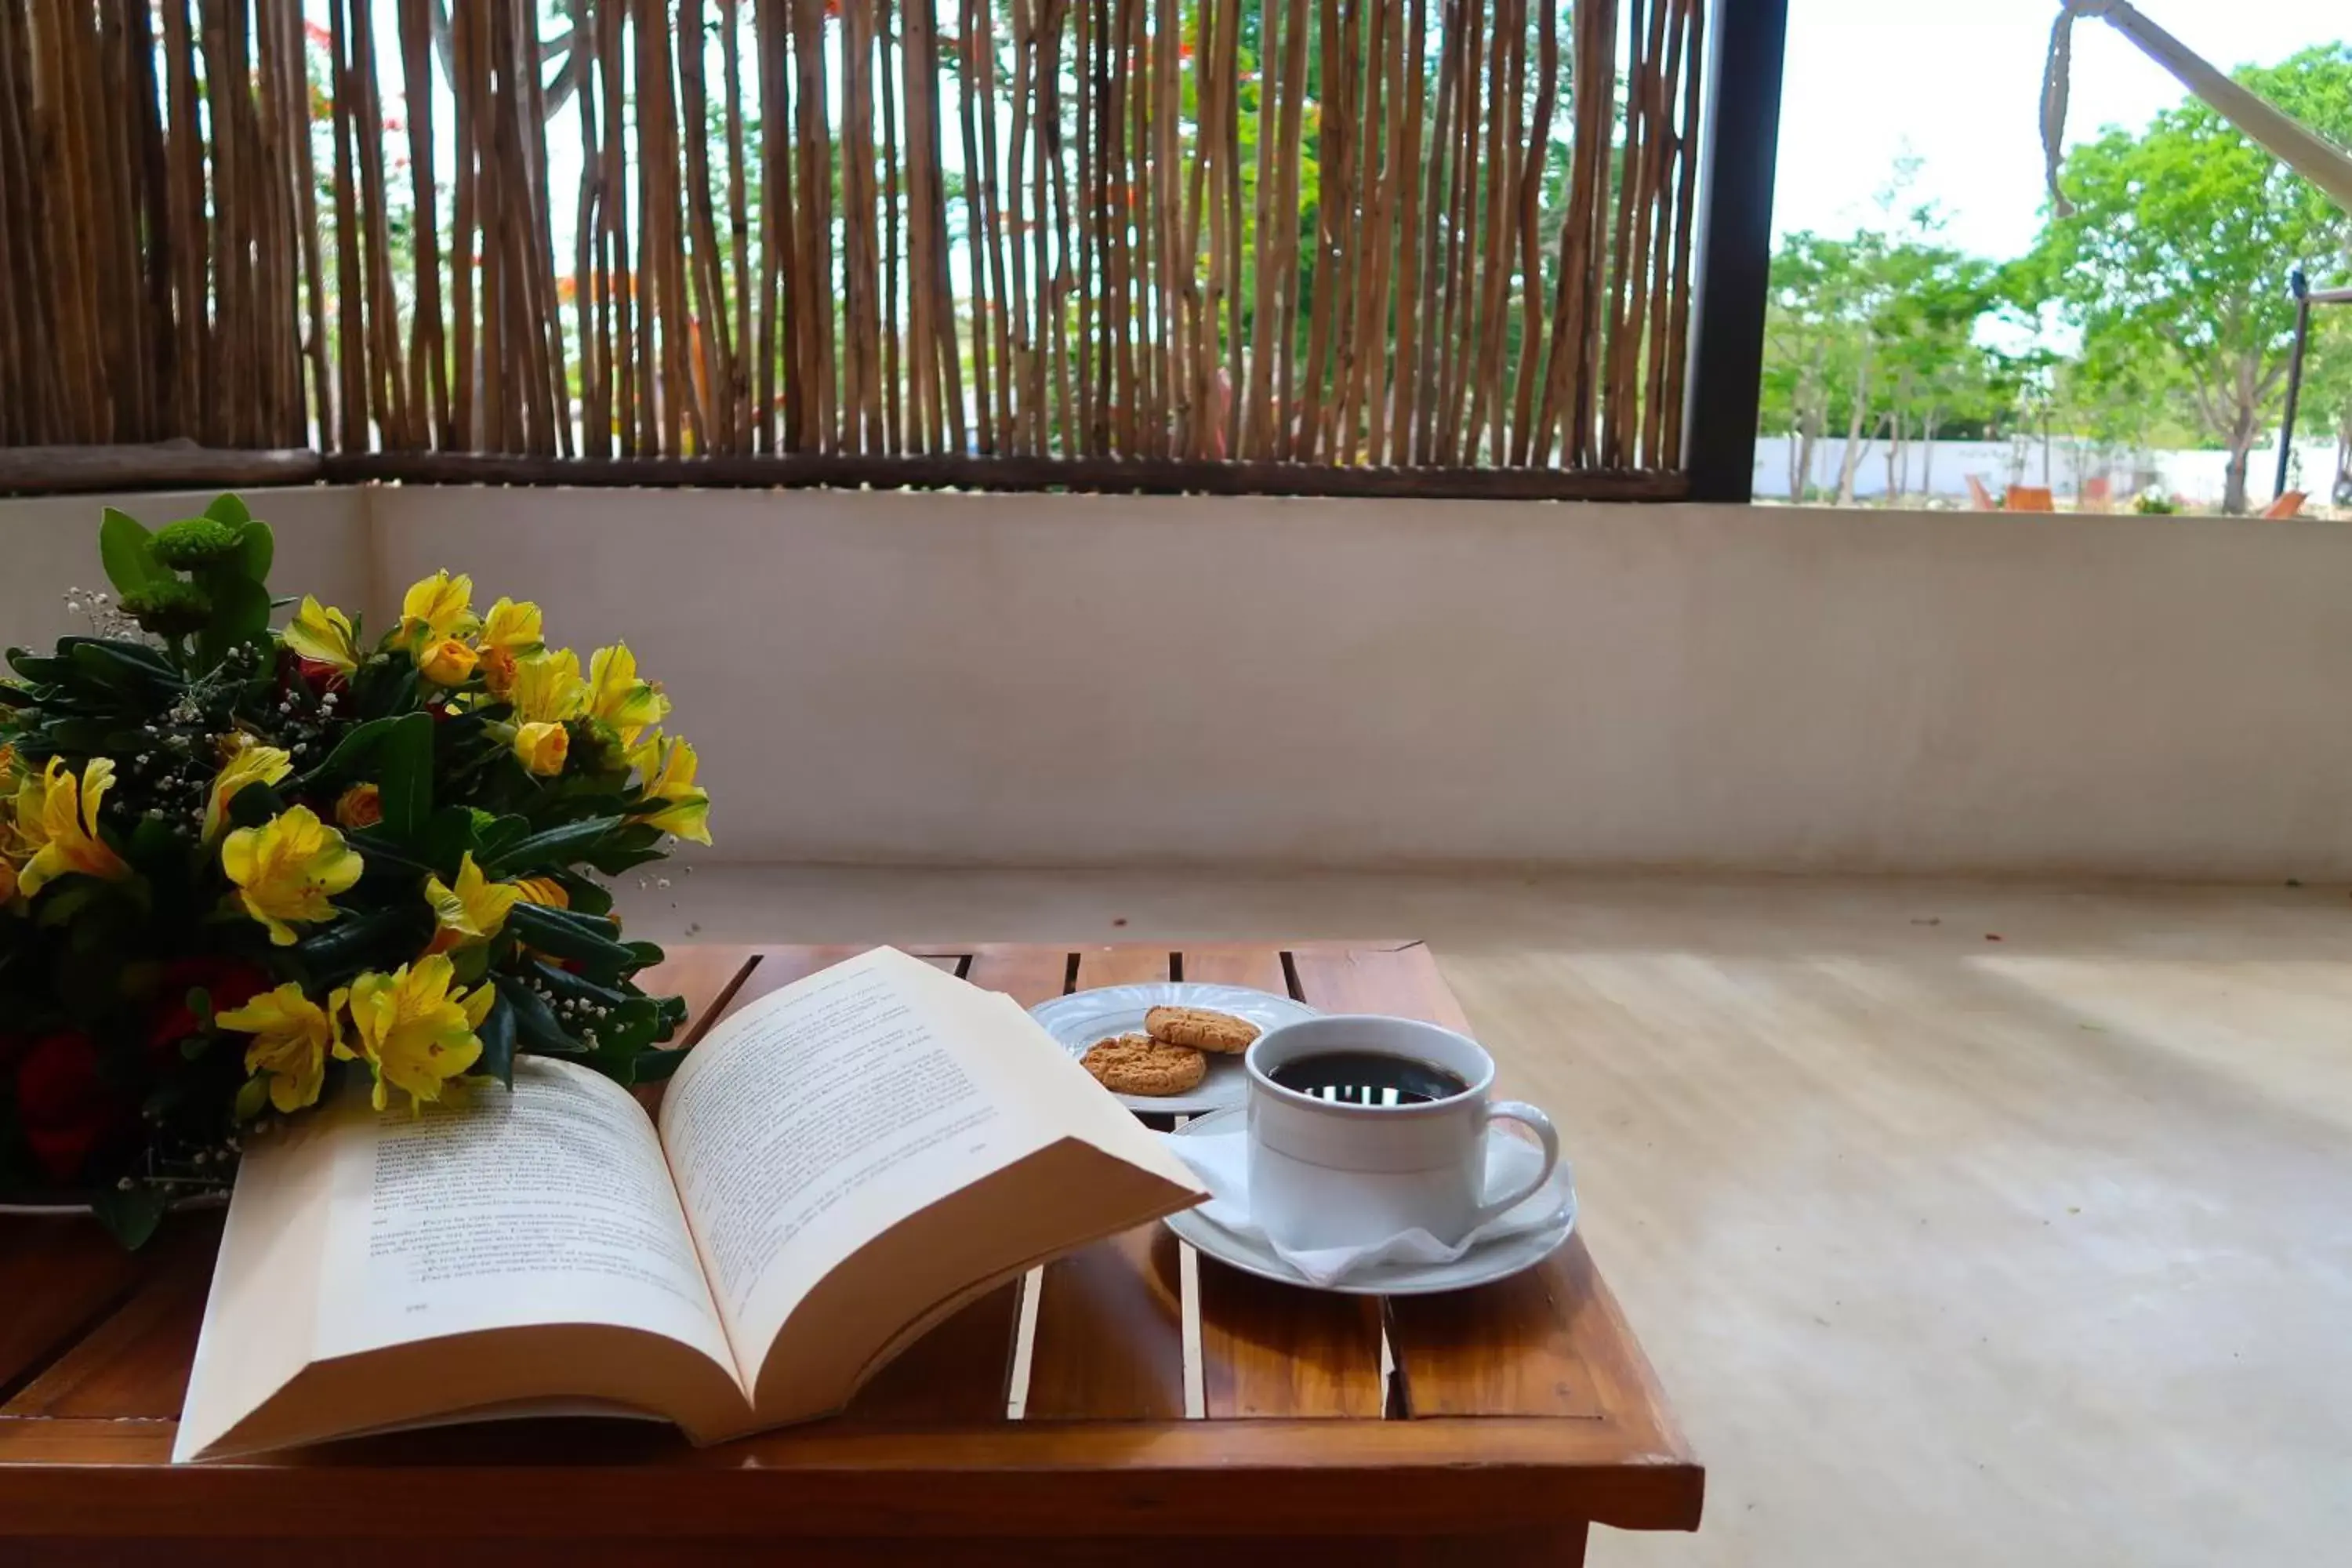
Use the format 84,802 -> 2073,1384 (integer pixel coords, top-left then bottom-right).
2029,43 -> 2352,513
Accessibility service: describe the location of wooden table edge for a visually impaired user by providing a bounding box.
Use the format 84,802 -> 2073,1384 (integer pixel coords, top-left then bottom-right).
0,1417 -> 1703,1536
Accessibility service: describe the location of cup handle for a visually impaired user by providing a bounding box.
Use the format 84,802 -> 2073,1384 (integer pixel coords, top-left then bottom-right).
1472,1101 -> 1560,1231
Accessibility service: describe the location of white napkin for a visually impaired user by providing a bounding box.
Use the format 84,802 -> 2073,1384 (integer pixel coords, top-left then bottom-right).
1161,1127 -> 1572,1288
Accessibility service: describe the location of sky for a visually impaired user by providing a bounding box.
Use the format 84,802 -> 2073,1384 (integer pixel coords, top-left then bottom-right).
1773,0 -> 2350,261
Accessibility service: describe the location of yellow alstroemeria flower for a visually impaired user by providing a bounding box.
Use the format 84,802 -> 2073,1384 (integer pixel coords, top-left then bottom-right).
478,597 -> 543,652
513,876 -> 568,909
423,851 -> 526,955
509,648 -> 587,726
14,757 -> 132,898
586,644 -> 670,747
221,806 -> 365,946
283,597 -> 361,673
217,982 -> 346,1114
629,735 -> 712,845
336,956 -> 494,1113
394,569 -> 480,663
473,597 -> 546,700
203,738 -> 293,842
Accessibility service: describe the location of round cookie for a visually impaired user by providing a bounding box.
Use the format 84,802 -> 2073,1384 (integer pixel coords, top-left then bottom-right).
1081,1033 -> 1207,1097
1144,1004 -> 1259,1054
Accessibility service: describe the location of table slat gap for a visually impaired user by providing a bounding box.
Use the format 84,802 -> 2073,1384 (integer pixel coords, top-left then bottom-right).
0,1221 -> 151,1408
2,1216 -> 221,1419
1020,948 -> 1188,1421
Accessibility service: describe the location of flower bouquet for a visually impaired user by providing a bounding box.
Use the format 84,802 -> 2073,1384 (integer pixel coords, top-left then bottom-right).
0,495 -> 711,1243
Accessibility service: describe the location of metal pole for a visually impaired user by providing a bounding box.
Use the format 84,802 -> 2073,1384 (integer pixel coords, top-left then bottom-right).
2276,267 -> 2311,501
1683,0 -> 1791,503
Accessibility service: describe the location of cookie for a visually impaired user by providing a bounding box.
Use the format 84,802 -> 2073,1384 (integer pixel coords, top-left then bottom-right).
1145,1004 -> 1260,1054
1082,1033 -> 1208,1096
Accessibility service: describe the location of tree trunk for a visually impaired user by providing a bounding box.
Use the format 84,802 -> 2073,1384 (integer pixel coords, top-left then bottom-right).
1834,350 -> 1873,506
2223,416 -> 2257,515
1834,403 -> 1869,506
1883,412 -> 1900,503
1795,388 -> 1822,502
1919,404 -> 1939,499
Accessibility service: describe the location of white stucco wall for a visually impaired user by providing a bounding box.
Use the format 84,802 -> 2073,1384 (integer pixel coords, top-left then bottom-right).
0,488 -> 371,654
7,484 -> 2349,877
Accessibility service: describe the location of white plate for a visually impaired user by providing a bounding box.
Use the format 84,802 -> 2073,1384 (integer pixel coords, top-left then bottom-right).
1161,1107 -> 1577,1296
1029,982 -> 1319,1116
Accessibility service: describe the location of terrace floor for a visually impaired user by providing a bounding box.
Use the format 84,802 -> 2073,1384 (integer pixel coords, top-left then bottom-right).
622,865 -> 2352,1568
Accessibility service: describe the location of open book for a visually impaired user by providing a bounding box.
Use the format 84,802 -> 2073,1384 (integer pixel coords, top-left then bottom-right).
175,946 -> 1205,1461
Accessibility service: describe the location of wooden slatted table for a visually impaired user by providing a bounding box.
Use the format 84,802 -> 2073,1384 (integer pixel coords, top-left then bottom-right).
0,942 -> 1701,1566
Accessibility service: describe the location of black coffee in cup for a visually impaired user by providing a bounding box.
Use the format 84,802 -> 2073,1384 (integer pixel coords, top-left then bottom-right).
1268,1049 -> 1471,1107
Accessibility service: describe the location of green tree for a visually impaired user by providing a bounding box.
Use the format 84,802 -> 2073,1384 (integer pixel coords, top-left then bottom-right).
1759,217 -> 1998,503
2031,44 -> 2352,514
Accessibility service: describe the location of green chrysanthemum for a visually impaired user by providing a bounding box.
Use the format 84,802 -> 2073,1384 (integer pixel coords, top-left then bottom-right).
149,517 -> 245,570
119,579 -> 214,636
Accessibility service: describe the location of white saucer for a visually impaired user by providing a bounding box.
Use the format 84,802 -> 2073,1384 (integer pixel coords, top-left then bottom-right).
1161,1107 -> 1577,1296
1029,982 -> 1319,1116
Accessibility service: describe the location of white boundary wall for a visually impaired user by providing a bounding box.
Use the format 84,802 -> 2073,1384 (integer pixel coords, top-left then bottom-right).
1753,434 -> 2345,506
5,485 -> 2349,877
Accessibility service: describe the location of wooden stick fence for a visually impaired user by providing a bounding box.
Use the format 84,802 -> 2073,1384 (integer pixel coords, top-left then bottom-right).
0,0 -> 1709,490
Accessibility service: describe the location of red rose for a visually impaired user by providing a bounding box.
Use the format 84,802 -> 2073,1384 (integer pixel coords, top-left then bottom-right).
279,648 -> 349,698
16,1033 -> 128,1185
146,958 -> 270,1064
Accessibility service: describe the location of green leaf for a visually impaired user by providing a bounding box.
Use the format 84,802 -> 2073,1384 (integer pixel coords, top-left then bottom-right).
475,993 -> 517,1088
98,508 -> 167,598
6,646 -> 71,683
549,869 -> 614,916
522,957 -> 631,1011
415,804 -> 483,877
630,1047 -> 690,1083
91,1185 -> 171,1250
482,815 -> 624,876
293,906 -> 424,983
474,814 -> 534,861
129,815 -> 181,861
195,574 -> 273,670
233,517 -> 273,583
201,493 -> 254,528
376,712 -> 434,840
66,640 -> 182,693
34,881 -> 106,929
303,714 -> 401,783
225,780 -> 285,830
234,1075 -> 271,1121
449,941 -> 493,987
496,974 -> 586,1057
507,902 -> 637,969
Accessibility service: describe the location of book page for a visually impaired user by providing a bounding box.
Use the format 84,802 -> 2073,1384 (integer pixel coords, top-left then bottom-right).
657,948 -> 1050,1372
310,1057 -> 741,1388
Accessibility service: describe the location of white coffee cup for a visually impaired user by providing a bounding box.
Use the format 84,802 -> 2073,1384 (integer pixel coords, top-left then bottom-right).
1243,1014 -> 1560,1251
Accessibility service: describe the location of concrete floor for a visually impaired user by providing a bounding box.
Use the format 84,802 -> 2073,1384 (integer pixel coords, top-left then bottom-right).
619,866 -> 2352,1567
